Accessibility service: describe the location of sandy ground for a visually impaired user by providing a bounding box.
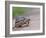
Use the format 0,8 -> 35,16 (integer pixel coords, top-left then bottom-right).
12,8 -> 40,31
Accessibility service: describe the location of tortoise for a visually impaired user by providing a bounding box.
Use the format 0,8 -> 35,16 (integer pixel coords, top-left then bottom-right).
15,16 -> 30,28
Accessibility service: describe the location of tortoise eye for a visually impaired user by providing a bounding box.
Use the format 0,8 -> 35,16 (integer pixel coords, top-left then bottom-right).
19,25 -> 22,27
